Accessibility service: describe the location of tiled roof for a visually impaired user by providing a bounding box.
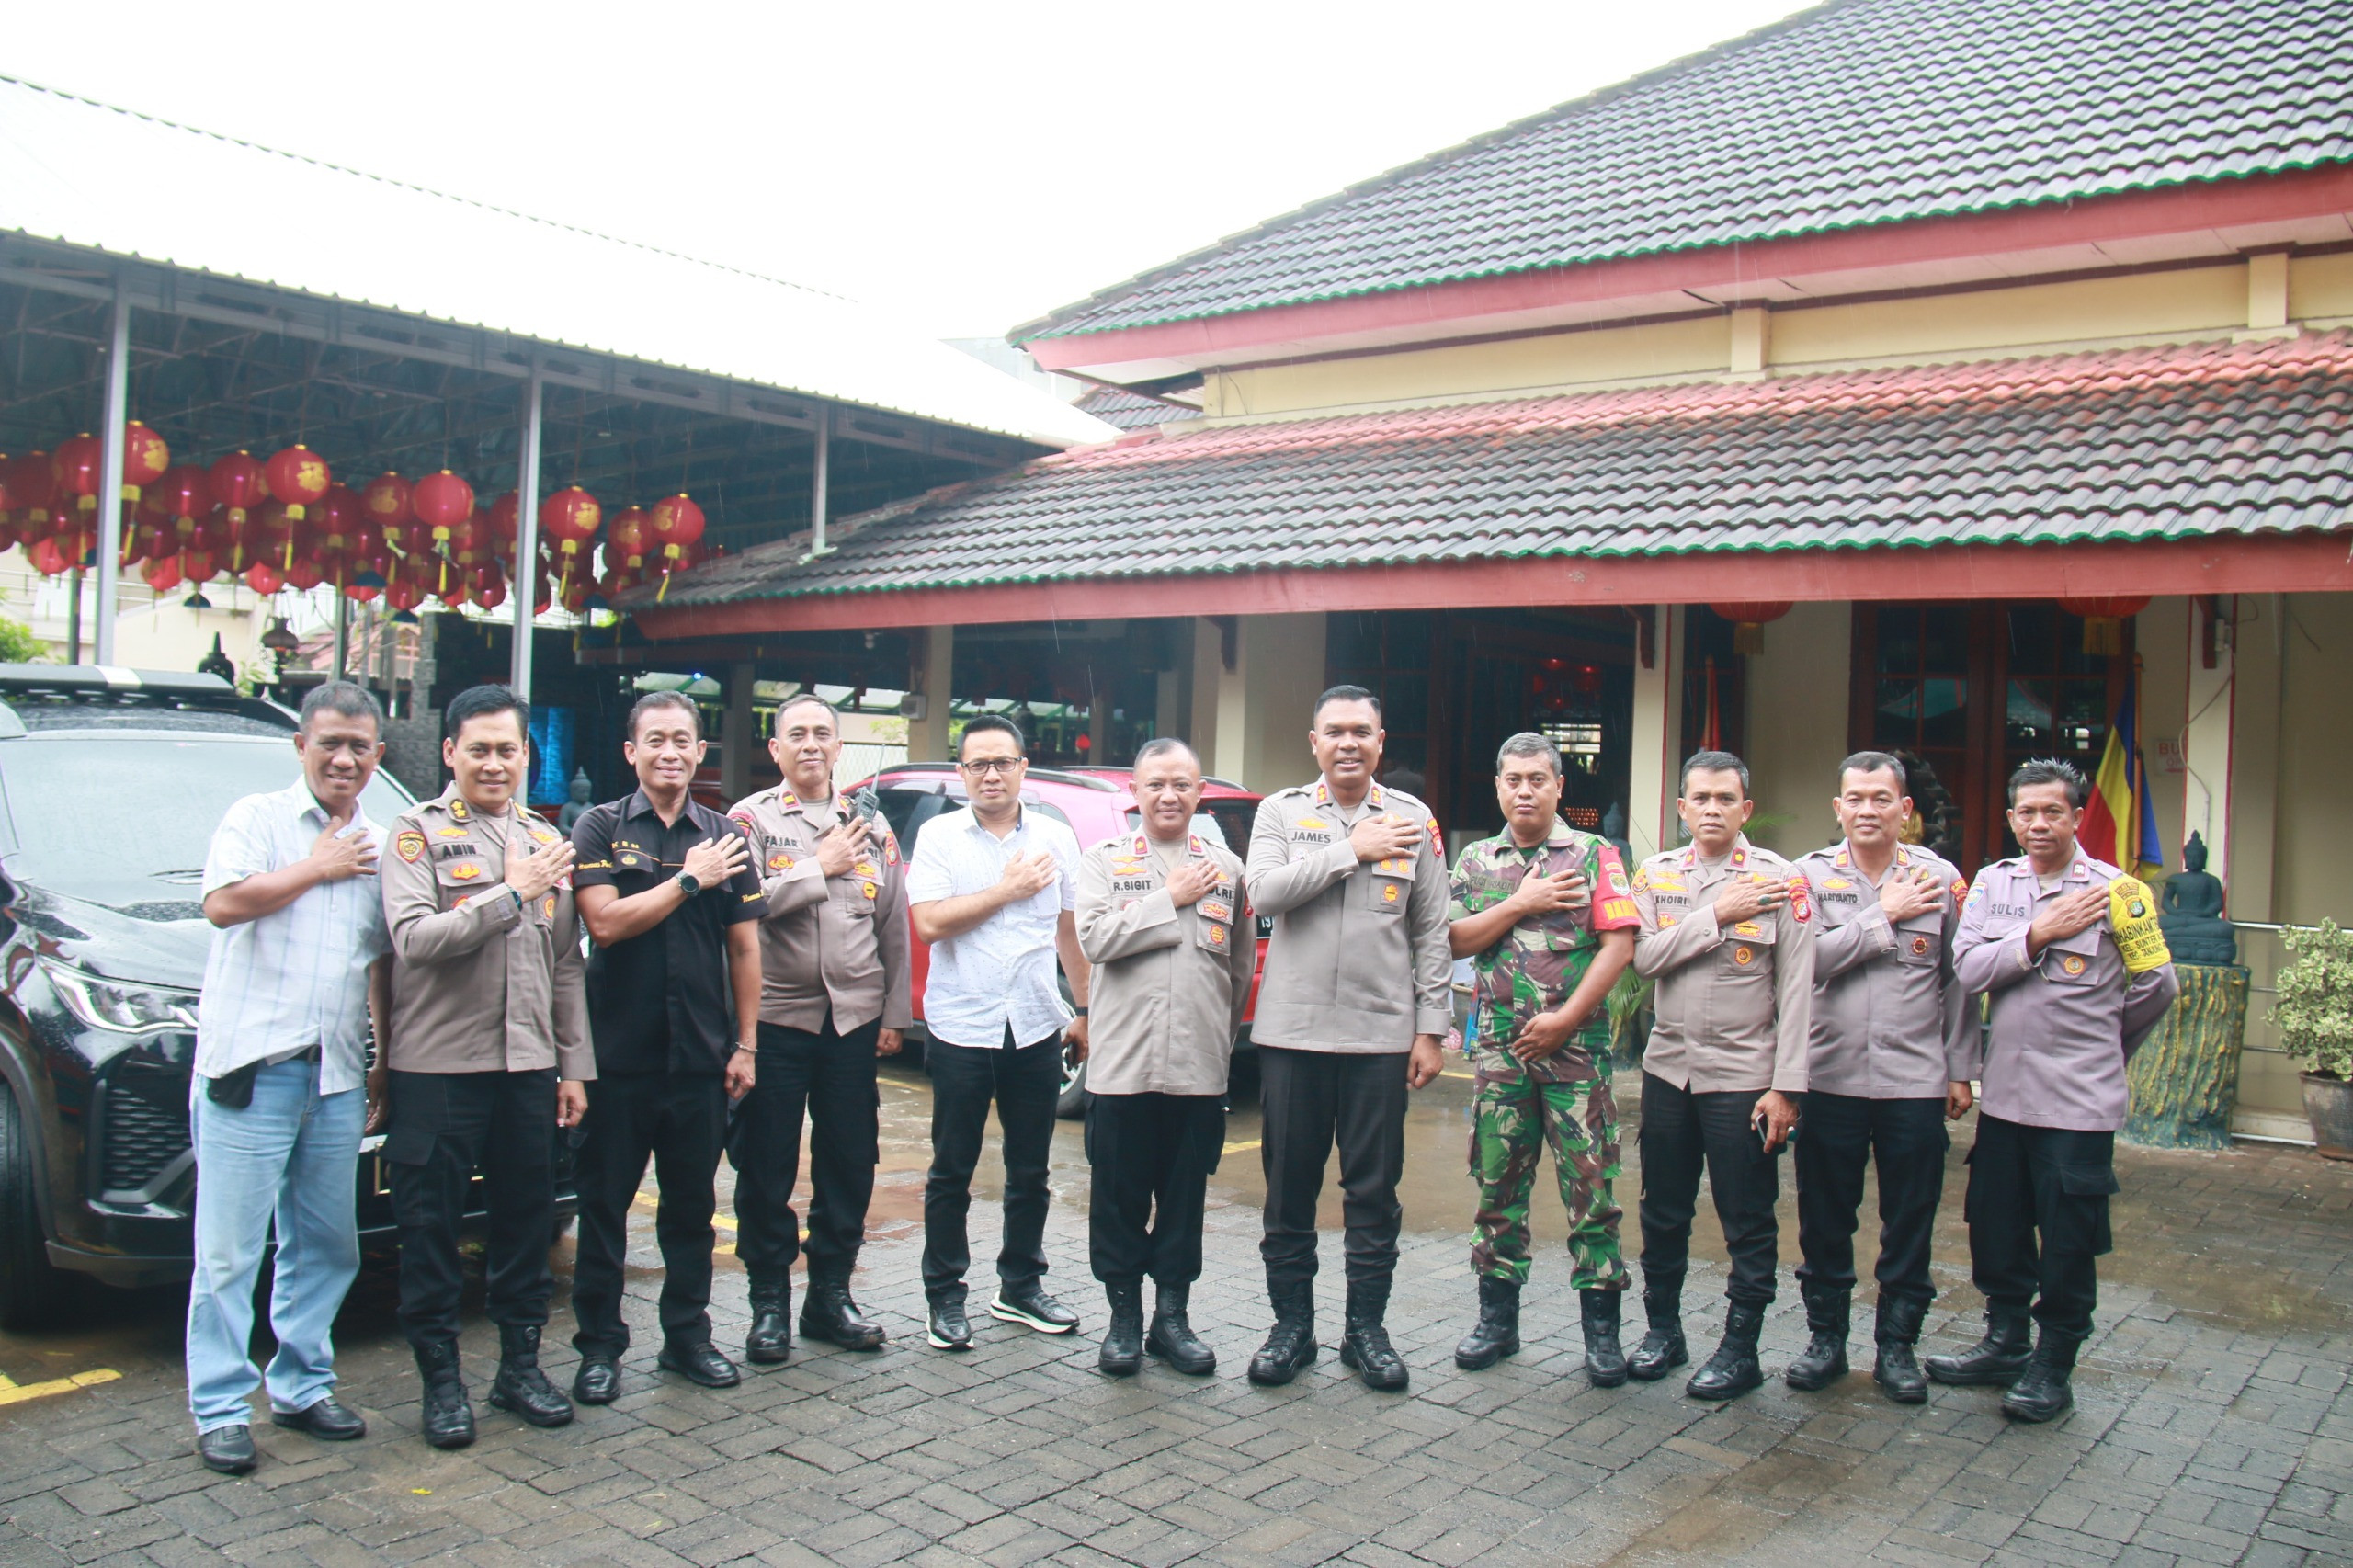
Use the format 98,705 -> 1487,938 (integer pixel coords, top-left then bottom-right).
1073,385 -> 1196,430
638,332 -> 2353,609
1023,0 -> 2353,340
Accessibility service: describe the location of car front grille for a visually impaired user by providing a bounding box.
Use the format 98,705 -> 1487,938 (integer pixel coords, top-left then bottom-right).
97,1066 -> 193,1200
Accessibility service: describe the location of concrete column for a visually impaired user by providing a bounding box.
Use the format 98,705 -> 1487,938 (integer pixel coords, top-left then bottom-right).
911,625 -> 954,762
1205,614 -> 1326,793
2180,599 -> 2235,884
720,661 -> 757,802
1729,305 -> 1770,376
1741,600 -> 1850,854
1625,606 -> 1682,860
1190,618 -> 1225,773
1154,667 -> 1182,749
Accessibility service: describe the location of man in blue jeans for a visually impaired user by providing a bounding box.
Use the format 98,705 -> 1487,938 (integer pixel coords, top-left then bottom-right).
906,714 -> 1091,1350
188,682 -> 393,1475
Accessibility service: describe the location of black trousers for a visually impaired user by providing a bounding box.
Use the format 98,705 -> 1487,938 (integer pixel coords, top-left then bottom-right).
1793,1092 -> 1949,1312
570,1069 -> 727,1357
732,1016 -> 881,1290
1086,1092 -> 1224,1287
385,1068 -> 558,1351
1963,1113 -> 2117,1346
921,1032 -> 1062,1301
1258,1045 -> 1407,1291
1637,1073 -> 1783,1307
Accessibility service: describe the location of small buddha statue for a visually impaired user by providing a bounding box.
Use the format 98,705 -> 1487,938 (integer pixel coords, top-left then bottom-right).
556,767 -> 595,834
2158,831 -> 2236,965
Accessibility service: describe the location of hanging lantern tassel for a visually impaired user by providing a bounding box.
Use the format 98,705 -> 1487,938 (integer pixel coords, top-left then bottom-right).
1709,600 -> 1793,656
2057,596 -> 2151,656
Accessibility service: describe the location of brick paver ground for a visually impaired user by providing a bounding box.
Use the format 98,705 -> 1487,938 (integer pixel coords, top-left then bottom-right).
2,1069 -> 2347,1567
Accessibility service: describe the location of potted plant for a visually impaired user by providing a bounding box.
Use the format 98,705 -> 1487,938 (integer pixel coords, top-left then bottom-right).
2272,918 -> 2353,1159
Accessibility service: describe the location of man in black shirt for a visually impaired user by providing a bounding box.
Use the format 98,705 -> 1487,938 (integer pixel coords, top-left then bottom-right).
567,692 -> 764,1402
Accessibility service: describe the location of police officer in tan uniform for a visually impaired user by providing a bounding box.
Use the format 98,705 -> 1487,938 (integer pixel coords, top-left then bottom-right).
1787,751 -> 1973,1404
1074,739 -> 1256,1379
726,693 -> 909,1365
1244,686 -> 1450,1392
1628,749 -> 1813,1402
380,685 -> 589,1449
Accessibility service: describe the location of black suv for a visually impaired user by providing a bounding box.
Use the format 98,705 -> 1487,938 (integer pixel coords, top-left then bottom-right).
0,665 -> 571,1330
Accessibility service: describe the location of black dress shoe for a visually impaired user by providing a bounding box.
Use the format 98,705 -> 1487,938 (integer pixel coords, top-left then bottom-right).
801,1279 -> 887,1351
572,1355 -> 621,1405
990,1282 -> 1079,1334
656,1340 -> 742,1388
196,1424 -> 257,1475
270,1396 -> 366,1440
927,1297 -> 972,1351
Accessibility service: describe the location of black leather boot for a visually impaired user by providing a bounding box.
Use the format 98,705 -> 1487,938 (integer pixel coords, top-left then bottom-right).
1924,1301 -> 2032,1386
1247,1282 -> 1318,1386
414,1340 -> 475,1449
1145,1282 -> 1216,1375
801,1267 -> 887,1351
1872,1296 -> 1928,1404
1453,1276 -> 1521,1370
2000,1333 -> 2077,1423
1685,1302 -> 1766,1401
1338,1279 -> 1409,1392
487,1324 -> 574,1427
1782,1284 -> 1850,1391
745,1280 -> 793,1365
1626,1284 -> 1688,1382
1098,1280 -> 1144,1376
1580,1288 -> 1628,1388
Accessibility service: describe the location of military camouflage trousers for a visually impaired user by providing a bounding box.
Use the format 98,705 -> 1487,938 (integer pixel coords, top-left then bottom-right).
1467,1068 -> 1630,1290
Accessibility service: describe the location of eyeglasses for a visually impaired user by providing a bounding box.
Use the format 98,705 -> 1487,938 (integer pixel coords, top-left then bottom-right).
961,756 -> 1024,775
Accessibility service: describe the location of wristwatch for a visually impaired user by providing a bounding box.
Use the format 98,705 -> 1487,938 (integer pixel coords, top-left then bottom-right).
676,872 -> 702,896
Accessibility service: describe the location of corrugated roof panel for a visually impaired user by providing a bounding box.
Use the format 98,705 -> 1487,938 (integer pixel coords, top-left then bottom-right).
0,77 -> 1116,451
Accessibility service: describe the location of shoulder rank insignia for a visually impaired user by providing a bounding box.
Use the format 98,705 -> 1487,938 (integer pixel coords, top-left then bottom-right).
449,799 -> 469,822
394,830 -> 426,863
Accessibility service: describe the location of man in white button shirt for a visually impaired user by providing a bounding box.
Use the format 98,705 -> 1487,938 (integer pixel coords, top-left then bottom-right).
186,683 -> 393,1475
906,714 -> 1092,1351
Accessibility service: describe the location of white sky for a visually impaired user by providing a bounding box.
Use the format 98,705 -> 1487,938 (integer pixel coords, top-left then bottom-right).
5,0 -> 1809,341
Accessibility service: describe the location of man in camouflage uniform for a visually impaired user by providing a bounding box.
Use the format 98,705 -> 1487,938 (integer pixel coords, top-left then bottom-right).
1448,733 -> 1639,1385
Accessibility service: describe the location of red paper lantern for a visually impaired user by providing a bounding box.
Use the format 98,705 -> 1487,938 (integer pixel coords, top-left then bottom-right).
451,508 -> 494,567
362,472 -> 413,539
649,494 -> 704,562
540,485 -> 602,561
411,470 -> 474,543
489,490 -> 520,544
264,444 -> 331,520
284,554 -> 325,592
210,451 -> 268,528
52,434 -> 104,516
8,451 -> 56,530
2057,596 -> 2150,656
313,484 -> 360,562
244,560 -> 285,596
606,506 -> 652,572
384,578 -> 423,614
29,536 -> 72,575
120,422 -> 171,501
1709,600 -> 1795,656
141,553 -> 183,595
179,549 -> 219,583
155,465 -> 213,543
468,562 -> 507,612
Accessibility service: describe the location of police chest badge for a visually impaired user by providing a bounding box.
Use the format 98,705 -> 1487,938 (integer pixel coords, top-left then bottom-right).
449,862 -> 483,881
2061,953 -> 2088,976
1199,919 -> 1230,952
1911,935 -> 1933,957
542,894 -> 557,918
768,853 -> 793,872
394,830 -> 426,863
1733,945 -> 1756,967
2107,875 -> 2172,974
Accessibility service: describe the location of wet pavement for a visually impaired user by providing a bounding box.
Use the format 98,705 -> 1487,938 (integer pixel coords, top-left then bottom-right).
2,1058 -> 2349,1567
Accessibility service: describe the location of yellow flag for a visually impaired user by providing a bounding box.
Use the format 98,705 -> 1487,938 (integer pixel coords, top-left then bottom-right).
2108,875 -> 2171,974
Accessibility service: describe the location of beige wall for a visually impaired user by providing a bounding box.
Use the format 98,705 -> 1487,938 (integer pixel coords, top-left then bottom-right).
1202,255 -> 2353,426
1207,613 -> 1328,794
1740,601 -> 1853,858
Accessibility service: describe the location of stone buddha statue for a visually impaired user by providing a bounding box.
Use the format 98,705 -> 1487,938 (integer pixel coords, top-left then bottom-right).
556,767 -> 595,834
2159,831 -> 2236,965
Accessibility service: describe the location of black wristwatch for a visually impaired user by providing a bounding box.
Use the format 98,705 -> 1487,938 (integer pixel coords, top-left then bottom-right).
676,872 -> 702,897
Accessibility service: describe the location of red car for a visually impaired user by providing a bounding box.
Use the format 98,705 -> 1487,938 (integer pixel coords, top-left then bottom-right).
847,762 -> 1267,1116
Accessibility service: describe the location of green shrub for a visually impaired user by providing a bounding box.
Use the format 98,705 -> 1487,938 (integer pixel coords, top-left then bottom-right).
2272,918 -> 2353,1079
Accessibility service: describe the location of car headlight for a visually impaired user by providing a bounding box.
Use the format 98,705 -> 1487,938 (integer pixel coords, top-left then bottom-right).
39,960 -> 200,1037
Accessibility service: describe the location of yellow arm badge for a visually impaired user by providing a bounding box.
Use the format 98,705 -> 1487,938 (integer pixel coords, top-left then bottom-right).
2108,875 -> 2171,974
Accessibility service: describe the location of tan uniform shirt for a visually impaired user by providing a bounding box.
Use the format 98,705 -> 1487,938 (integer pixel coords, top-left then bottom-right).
1245,778 -> 1451,1051
727,786 -> 912,1035
1631,835 -> 1813,1094
381,789 -> 593,1079
1795,839 -> 1974,1096
1075,830 -> 1255,1096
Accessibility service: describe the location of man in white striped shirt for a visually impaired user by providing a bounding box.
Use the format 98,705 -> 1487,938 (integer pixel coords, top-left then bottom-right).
186,683 -> 393,1476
